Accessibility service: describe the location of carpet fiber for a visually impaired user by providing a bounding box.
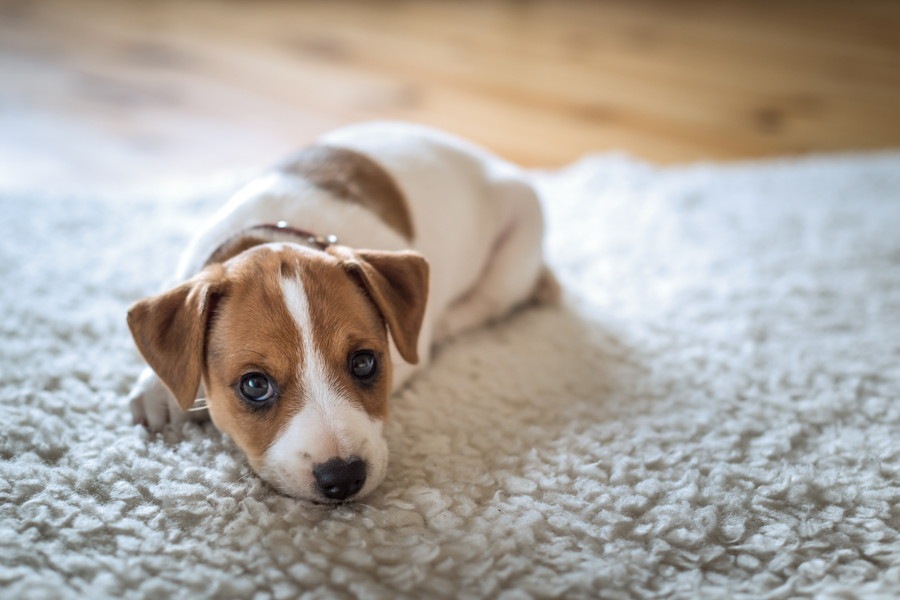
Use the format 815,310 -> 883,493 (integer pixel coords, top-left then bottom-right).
1,153 -> 899,599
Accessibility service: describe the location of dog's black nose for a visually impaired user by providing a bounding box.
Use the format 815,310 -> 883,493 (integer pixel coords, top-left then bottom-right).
313,457 -> 367,501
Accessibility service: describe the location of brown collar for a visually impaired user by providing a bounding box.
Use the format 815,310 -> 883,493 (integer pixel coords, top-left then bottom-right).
205,221 -> 339,266
246,221 -> 339,249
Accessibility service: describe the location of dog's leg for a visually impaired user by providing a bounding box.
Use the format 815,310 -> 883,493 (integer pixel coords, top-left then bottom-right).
128,367 -> 208,431
128,368 -> 173,430
436,175 -> 555,342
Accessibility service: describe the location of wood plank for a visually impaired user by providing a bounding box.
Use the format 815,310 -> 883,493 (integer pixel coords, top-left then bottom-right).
0,0 -> 898,187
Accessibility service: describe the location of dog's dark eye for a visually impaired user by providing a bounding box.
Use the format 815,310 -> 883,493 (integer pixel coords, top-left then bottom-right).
349,350 -> 377,381
238,372 -> 276,403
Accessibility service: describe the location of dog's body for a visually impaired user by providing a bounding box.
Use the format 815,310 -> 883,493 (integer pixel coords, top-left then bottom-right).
127,122 -> 554,502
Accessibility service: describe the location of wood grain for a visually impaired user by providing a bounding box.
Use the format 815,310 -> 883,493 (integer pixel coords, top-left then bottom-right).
1,0 -> 898,186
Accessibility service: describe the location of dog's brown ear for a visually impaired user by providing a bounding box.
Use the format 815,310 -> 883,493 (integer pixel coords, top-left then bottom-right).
127,266 -> 226,410
338,249 -> 429,364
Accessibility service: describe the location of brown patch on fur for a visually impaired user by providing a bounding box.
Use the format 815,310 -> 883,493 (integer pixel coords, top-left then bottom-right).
328,246 -> 429,365
301,255 -> 393,420
279,145 -> 415,241
127,265 -> 226,410
203,249 -> 306,463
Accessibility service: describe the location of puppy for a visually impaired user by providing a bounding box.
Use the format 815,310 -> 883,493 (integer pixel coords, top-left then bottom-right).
127,122 -> 555,503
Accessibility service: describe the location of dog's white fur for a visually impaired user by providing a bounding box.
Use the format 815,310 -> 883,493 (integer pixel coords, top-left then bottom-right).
128,122 -> 550,501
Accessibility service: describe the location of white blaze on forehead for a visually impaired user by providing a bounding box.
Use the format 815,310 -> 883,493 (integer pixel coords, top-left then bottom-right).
280,274 -> 344,437
260,270 -> 388,500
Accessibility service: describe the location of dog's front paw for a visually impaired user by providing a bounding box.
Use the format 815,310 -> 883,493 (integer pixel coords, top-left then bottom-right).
128,368 -> 180,431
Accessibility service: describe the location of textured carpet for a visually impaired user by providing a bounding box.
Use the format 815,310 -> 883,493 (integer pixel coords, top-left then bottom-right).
1,152 -> 899,599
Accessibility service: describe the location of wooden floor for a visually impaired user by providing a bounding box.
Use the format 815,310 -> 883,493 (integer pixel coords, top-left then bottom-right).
1,0 -> 899,187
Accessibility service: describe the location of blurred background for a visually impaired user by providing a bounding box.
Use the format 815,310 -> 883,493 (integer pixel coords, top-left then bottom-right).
1,0 -> 898,187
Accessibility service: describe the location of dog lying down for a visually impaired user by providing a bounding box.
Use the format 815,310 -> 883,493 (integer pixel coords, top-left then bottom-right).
127,122 -> 558,503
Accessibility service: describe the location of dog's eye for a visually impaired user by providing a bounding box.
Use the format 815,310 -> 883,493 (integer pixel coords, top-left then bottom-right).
349,350 -> 377,381
238,372 -> 276,403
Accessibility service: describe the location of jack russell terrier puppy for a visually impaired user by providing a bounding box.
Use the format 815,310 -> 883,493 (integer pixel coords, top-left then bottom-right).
127,122 -> 556,503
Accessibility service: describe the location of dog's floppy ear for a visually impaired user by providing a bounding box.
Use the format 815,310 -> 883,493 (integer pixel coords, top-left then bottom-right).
127,266 -> 226,410
335,248 -> 429,364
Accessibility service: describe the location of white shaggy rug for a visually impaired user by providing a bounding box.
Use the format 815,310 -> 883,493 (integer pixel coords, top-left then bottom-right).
1,152 -> 899,599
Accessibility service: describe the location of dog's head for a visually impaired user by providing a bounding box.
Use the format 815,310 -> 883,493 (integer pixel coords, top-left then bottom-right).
127,239 -> 428,503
